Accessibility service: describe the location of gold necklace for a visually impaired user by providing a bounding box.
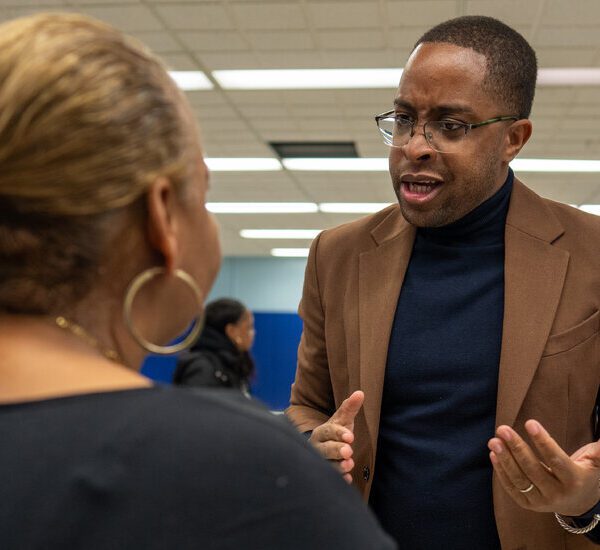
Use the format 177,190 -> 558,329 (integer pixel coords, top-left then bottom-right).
55,316 -> 123,364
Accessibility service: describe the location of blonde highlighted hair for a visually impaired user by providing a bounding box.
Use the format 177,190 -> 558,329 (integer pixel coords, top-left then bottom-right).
0,13 -> 196,313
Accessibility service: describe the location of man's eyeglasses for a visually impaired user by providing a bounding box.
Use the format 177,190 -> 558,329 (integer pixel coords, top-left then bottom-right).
374,111 -> 518,154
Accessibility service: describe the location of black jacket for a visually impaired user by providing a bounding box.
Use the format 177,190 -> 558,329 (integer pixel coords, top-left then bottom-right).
173,326 -> 252,392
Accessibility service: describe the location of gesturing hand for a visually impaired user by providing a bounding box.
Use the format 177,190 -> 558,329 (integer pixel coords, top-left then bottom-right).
488,419 -> 600,517
309,391 -> 364,484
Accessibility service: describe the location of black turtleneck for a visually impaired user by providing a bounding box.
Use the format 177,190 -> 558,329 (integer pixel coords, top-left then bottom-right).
370,170 -> 514,549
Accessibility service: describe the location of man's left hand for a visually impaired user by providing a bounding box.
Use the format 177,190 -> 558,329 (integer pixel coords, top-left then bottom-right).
488,420 -> 600,517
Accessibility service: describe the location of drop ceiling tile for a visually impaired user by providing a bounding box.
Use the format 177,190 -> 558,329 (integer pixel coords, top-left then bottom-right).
224,90 -> 287,105
297,118 -> 348,132
566,104 -> 600,117
389,26 -> 427,48
287,104 -> 341,117
0,0 -> 65,5
307,1 -> 382,29
238,104 -> 290,118
146,0 -> 224,2
179,30 -> 248,51
253,51 -> 324,68
535,47 -> 597,67
259,130 -> 312,141
210,171 -> 291,185
575,88 -> 600,103
159,52 -> 199,69
194,104 -> 240,119
347,120 -> 379,133
199,51 -> 261,69
204,126 -> 258,141
247,30 -> 314,50
386,1 -> 457,27
203,142 -> 275,156
251,117 -> 299,131
542,0 -> 600,26
357,141 -> 390,156
131,30 -> 180,52
231,2 -> 307,30
301,180 -> 395,202
279,90 -> 340,104
186,90 -> 231,106
335,88 -> 398,105
517,175 -> 600,204
71,0 -> 140,3
320,49 -> 402,67
217,214 -> 326,230
464,0 -> 542,24
76,5 -> 164,31
208,183 -> 308,202
293,170 -> 390,185
535,26 -> 600,48
534,88 -> 581,104
317,29 -> 386,49
0,6 -> 59,21
155,4 -> 234,30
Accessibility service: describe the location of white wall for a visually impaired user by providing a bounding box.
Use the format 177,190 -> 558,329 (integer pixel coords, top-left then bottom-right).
208,257 -> 307,312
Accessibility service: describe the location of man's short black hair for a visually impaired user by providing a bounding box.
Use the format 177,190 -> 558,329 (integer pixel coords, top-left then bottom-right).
414,16 -> 537,119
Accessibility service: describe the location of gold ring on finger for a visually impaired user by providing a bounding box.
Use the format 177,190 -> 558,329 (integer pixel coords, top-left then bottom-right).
518,482 -> 535,494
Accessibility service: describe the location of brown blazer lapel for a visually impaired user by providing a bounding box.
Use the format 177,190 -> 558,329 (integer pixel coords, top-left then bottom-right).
496,180 -> 569,428
358,208 -> 416,452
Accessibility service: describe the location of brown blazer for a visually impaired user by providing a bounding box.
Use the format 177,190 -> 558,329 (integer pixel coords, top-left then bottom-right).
287,179 -> 600,550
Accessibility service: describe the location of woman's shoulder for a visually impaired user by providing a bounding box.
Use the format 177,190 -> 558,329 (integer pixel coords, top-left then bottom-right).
1,386 -> 395,549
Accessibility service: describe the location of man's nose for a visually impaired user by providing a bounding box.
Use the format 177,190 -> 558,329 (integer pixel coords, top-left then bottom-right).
402,123 -> 436,161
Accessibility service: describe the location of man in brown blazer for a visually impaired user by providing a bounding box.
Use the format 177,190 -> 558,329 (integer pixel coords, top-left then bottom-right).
287,15 -> 600,550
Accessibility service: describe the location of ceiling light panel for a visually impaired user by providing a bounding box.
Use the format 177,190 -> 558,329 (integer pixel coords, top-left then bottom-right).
283,158 -> 388,171
241,229 -> 322,239
211,68 -> 600,91
168,71 -> 213,90
271,248 -> 311,257
511,159 -> 600,172
205,158 -> 282,171
579,205 -> 600,215
319,203 -> 393,213
212,69 -> 402,90
207,203 -> 318,214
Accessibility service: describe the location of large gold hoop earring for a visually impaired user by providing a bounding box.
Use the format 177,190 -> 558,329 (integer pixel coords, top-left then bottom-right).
123,267 -> 204,355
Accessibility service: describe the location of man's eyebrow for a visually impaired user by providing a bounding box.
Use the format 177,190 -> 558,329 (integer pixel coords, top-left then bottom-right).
393,98 -> 413,110
435,104 -> 476,115
392,99 -> 476,116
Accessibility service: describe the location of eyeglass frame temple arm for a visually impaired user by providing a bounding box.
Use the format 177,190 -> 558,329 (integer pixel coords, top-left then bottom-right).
466,115 -> 519,129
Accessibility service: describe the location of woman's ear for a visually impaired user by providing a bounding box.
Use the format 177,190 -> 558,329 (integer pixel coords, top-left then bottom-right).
224,322 -> 236,341
503,119 -> 533,163
146,177 -> 179,273
225,323 -> 242,348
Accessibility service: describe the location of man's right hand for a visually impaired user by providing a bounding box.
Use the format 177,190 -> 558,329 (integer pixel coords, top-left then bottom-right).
309,390 -> 365,483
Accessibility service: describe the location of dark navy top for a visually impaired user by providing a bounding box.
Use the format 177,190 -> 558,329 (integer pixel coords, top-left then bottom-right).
370,171 -> 514,549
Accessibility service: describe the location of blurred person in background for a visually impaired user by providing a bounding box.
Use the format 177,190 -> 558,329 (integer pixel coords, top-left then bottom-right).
0,13 -> 395,550
173,298 -> 255,394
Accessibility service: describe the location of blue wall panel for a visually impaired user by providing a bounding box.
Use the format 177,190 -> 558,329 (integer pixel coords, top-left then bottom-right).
141,311 -> 302,411
249,312 -> 302,410
141,355 -> 177,383
141,257 -> 307,410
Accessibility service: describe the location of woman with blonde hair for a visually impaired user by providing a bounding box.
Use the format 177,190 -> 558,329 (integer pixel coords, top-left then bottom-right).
0,13 -> 394,550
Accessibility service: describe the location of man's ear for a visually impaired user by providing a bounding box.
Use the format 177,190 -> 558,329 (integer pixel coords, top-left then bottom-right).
146,177 -> 179,273
503,119 -> 533,163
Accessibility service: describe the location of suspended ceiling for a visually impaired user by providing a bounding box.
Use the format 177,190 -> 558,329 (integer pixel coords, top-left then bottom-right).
1,0 -> 599,255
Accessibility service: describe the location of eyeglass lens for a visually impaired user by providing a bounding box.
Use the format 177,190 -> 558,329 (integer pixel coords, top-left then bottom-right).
378,118 -> 467,153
